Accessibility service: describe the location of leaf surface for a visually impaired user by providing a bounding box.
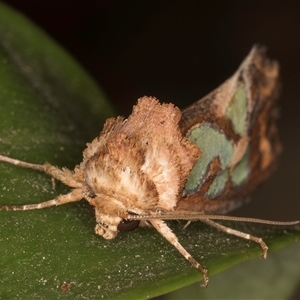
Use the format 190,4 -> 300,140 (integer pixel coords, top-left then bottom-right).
0,3 -> 299,299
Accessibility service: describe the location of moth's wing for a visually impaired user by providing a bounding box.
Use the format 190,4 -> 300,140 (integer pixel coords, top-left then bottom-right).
177,45 -> 281,214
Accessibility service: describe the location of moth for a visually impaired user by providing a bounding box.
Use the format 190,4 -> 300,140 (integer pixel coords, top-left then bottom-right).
0,45 -> 298,287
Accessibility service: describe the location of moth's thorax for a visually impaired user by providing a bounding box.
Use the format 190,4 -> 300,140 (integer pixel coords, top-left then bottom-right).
79,97 -> 199,238
82,146 -> 160,209
82,97 -> 198,207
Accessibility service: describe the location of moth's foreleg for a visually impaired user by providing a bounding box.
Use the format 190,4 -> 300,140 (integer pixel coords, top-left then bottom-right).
43,164 -> 82,188
0,155 -> 81,188
0,188 -> 83,211
202,219 -> 268,259
150,219 -> 209,288
0,154 -> 44,172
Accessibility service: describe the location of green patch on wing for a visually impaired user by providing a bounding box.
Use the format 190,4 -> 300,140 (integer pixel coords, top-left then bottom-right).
231,146 -> 250,186
225,85 -> 248,136
184,125 -> 234,194
206,169 -> 229,198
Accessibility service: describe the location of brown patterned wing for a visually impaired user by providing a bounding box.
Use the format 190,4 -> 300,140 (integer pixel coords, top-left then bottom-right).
176,46 -> 281,214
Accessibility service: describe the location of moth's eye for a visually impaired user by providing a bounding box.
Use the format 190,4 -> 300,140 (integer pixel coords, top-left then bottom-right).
117,219 -> 140,232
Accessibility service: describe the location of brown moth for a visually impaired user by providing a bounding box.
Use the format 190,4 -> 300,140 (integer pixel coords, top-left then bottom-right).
0,45 -> 298,287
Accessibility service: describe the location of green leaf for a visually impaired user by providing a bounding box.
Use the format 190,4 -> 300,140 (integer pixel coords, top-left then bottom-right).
0,3 -> 299,299
165,241 -> 300,299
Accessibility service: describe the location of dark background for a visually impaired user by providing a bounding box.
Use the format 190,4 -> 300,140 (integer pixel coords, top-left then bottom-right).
2,0 -> 300,297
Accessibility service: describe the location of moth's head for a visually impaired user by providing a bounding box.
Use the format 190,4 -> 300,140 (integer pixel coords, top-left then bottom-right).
89,197 -> 140,240
94,216 -> 140,240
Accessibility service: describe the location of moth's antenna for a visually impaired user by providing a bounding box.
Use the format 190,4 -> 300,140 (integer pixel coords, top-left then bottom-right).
127,213 -> 300,226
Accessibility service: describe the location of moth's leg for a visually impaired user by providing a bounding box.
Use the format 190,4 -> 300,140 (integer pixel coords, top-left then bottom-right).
43,164 -> 82,188
150,219 -> 209,287
0,155 -> 81,188
0,188 -> 83,211
182,221 -> 191,230
51,177 -> 56,190
0,155 -> 44,171
202,219 -> 268,259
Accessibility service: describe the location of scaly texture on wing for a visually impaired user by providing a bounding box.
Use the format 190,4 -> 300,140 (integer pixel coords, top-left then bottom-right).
177,46 -> 281,214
